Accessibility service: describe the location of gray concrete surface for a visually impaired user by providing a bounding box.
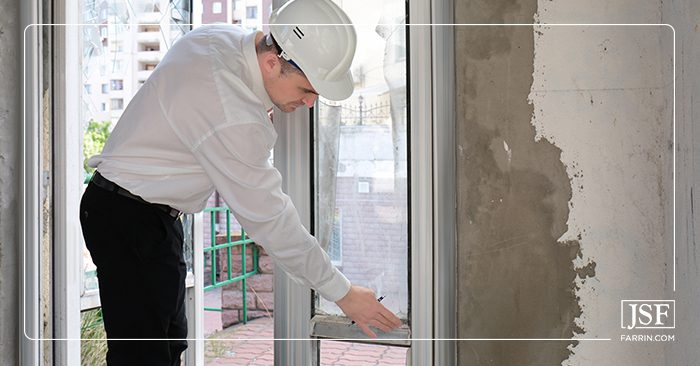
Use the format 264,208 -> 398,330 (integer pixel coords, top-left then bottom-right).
455,0 -> 699,365
0,0 -> 21,365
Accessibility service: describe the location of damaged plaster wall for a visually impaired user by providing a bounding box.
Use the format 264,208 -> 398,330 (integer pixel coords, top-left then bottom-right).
532,0 -> 699,364
661,0 -> 700,364
529,22 -> 672,366
0,0 -> 21,364
456,0 -> 698,365
455,0 -> 586,365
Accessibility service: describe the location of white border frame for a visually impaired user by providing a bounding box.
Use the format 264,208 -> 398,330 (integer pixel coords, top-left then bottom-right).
19,21 -> 673,366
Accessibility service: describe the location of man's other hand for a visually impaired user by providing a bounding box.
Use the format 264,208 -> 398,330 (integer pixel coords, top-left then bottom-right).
335,285 -> 403,338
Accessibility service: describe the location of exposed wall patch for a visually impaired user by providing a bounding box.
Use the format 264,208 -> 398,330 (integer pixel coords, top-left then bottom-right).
455,1 -> 585,364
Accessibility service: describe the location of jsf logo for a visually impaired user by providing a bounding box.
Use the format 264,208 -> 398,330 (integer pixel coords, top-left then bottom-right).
621,300 -> 675,330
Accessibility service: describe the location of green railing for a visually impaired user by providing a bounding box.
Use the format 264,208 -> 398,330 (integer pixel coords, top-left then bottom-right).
203,206 -> 259,324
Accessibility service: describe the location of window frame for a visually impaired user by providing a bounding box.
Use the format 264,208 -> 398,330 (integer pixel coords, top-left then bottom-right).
46,2 -> 204,365
110,97 -> 124,110
272,1 -> 456,366
212,1 -> 223,14
246,6 -> 257,19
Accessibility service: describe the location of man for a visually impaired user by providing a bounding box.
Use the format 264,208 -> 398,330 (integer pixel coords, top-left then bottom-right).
79,0 -> 402,364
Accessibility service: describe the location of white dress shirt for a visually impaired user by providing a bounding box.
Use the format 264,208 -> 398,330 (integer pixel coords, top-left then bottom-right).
88,24 -> 351,302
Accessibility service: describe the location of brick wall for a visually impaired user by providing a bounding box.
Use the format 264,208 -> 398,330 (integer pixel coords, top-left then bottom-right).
219,240 -> 275,327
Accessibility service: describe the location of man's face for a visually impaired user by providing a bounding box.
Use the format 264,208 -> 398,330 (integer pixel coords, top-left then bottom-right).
260,53 -> 319,112
266,69 -> 319,112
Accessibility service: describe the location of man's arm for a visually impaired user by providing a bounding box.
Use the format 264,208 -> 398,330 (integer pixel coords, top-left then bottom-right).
190,123 -> 401,336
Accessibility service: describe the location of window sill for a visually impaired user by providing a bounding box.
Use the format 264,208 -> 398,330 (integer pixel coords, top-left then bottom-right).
309,314 -> 411,347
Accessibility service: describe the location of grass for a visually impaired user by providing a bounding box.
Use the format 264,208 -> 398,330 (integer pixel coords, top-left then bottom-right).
80,308 -> 107,366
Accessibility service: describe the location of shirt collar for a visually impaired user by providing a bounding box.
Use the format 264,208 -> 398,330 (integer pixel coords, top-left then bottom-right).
242,31 -> 274,111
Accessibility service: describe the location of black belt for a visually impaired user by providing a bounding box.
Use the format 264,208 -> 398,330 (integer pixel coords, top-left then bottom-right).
91,171 -> 182,219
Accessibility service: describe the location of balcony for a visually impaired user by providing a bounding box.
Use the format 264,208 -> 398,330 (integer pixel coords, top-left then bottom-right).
136,50 -> 161,63
137,11 -> 161,25
137,70 -> 154,81
136,31 -> 161,44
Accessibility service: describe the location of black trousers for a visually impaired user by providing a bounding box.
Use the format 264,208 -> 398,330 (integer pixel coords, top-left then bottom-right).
80,181 -> 188,366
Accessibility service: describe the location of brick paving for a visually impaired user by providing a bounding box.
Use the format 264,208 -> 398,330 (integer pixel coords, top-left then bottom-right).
205,317 -> 407,366
204,288 -> 223,337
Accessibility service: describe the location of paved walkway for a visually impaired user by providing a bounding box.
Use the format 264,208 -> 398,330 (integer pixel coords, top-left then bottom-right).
205,317 -> 407,366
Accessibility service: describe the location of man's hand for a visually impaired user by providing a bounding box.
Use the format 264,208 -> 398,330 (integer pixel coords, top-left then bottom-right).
335,285 -> 402,338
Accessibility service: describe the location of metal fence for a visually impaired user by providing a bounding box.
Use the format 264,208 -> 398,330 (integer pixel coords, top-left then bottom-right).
202,206 -> 258,324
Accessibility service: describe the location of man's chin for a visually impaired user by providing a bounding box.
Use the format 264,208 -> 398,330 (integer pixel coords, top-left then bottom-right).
274,103 -> 302,113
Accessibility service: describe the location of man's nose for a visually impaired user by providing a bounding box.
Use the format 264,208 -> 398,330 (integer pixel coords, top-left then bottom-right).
302,94 -> 317,108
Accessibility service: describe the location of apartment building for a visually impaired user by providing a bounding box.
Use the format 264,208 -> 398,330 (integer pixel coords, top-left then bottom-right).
82,0 -> 187,127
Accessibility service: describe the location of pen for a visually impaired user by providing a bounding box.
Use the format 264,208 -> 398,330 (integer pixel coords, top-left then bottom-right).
350,296 -> 385,326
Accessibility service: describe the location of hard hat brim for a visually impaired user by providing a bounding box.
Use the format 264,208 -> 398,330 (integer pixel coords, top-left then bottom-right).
306,70 -> 354,102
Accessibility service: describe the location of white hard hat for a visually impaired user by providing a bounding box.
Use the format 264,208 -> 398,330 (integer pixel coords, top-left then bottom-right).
269,0 -> 357,101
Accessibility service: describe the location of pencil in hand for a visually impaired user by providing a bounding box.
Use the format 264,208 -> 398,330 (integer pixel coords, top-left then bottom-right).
349,296 -> 385,326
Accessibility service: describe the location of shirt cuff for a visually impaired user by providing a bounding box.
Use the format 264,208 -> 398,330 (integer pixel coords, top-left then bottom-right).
315,267 -> 352,302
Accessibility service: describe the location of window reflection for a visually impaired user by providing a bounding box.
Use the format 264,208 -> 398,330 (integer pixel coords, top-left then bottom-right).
79,0 -> 191,301
315,0 -> 408,320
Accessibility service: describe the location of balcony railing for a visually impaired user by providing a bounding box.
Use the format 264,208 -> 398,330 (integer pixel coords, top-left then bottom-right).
202,206 -> 259,324
137,11 -> 161,25
136,30 -> 161,43
136,50 -> 161,63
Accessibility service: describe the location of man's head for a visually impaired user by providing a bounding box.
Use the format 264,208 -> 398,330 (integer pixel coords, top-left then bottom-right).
256,33 -> 319,113
257,0 -> 356,112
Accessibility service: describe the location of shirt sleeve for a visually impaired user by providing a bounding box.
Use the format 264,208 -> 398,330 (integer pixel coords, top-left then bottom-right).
191,123 -> 352,302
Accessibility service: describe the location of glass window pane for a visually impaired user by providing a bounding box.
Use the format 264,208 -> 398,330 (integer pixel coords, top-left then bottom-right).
314,0 -> 408,321
212,2 -> 222,14
191,4 -> 276,366
246,6 -> 257,19
79,0 -> 191,303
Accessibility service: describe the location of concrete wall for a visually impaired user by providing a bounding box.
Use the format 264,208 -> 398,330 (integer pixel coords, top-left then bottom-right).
661,1 -> 700,364
0,0 -> 21,364
455,0 -> 699,365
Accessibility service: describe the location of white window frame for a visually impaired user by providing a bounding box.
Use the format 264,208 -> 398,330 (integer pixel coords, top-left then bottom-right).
21,2 -> 42,365
21,6 -> 85,366
431,1 -> 456,364
46,2 -> 205,365
53,4 -> 84,366
272,0 -> 456,365
272,107 -> 316,366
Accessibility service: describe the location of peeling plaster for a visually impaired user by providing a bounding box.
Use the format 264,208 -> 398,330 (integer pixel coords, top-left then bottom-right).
530,9 -> 673,366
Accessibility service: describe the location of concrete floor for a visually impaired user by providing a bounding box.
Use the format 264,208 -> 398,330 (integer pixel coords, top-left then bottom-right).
204,290 -> 407,366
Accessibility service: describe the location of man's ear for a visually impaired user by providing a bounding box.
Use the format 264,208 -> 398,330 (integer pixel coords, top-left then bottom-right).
260,52 -> 280,77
